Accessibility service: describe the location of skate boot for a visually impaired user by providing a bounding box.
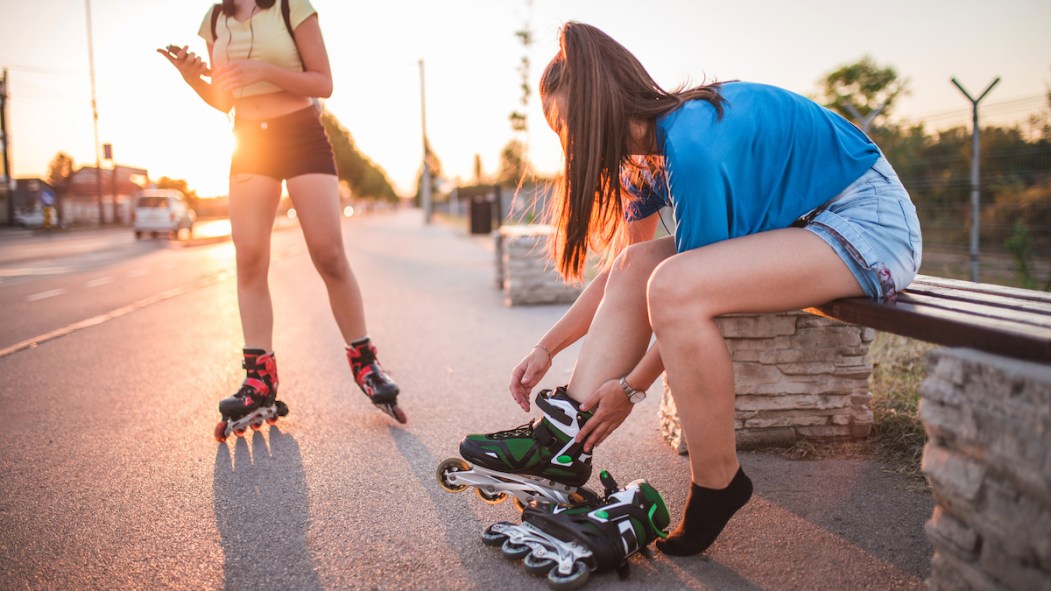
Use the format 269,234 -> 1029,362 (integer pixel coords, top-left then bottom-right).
346,338 -> 406,423
437,386 -> 600,510
214,349 -> 289,442
482,470 -> 670,590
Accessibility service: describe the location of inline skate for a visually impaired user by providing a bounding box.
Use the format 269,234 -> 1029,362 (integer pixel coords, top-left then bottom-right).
346,339 -> 406,423
214,349 -> 289,442
437,386 -> 600,510
482,470 -> 670,590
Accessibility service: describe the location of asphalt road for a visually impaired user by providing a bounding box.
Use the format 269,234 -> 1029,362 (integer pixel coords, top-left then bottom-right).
0,210 -> 934,590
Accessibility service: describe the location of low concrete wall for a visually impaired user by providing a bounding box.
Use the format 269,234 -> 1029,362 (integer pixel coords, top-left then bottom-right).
921,348 -> 1051,591
495,225 -> 582,307
659,311 -> 875,453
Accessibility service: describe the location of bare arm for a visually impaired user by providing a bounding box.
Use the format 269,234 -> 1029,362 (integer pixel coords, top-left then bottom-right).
509,213 -> 661,410
157,45 -> 233,112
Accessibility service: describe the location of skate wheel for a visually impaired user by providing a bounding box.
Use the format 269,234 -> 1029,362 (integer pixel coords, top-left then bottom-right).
512,496 -> 528,513
214,421 -> 228,443
390,404 -> 408,424
436,458 -> 471,493
476,487 -> 508,505
546,559 -> 589,591
481,523 -> 510,547
266,416 -> 278,425
233,427 -> 246,437
250,420 -> 263,431
501,539 -> 531,561
523,552 -> 556,576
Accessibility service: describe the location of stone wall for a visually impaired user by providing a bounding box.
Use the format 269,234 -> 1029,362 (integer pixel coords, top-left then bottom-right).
920,348 -> 1051,591
659,311 -> 875,453
495,225 -> 582,307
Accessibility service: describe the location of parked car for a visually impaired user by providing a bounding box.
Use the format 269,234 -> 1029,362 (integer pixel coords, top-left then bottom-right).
14,208 -> 45,228
132,189 -> 195,239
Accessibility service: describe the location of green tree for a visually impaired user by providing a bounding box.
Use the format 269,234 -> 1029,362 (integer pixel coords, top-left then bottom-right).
156,177 -> 199,210
46,152 -> 75,195
496,138 -> 533,185
817,56 -> 908,128
320,110 -> 399,202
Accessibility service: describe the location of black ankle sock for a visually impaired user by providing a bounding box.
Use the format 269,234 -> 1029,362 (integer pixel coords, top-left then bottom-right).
655,466 -> 753,556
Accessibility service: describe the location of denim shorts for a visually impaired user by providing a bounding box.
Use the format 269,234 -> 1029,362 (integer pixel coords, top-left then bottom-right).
797,155 -> 922,302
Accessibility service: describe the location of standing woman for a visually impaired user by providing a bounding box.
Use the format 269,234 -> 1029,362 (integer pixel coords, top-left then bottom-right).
490,21 -> 921,556
159,0 -> 404,437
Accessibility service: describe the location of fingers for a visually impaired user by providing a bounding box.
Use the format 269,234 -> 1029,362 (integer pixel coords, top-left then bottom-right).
508,366 -> 531,412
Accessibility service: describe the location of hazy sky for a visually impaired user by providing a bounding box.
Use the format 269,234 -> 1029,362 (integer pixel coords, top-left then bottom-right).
1,0 -> 1049,197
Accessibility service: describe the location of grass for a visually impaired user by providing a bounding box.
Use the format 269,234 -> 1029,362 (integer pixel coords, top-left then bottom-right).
774,332 -> 935,489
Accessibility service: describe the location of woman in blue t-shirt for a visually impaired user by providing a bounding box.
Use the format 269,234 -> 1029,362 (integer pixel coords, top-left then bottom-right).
503,22 -> 922,556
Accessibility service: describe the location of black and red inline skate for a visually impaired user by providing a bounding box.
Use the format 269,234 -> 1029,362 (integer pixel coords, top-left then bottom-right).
347,339 -> 406,423
214,349 -> 289,442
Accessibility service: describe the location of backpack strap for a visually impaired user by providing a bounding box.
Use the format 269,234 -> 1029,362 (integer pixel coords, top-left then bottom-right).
210,4 -> 221,44
281,0 -> 307,70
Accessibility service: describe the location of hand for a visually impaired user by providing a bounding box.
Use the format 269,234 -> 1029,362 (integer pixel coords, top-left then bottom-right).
157,45 -> 210,80
212,60 -> 270,94
576,379 -> 634,452
508,346 -> 552,412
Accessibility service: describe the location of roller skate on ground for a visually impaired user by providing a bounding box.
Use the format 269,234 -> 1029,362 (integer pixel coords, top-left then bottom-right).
214,349 -> 289,442
346,338 -> 406,423
482,470 -> 670,590
437,386 -> 600,510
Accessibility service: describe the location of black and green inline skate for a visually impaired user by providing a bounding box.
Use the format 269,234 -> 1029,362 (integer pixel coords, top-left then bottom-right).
482,470 -> 670,590
437,386 -> 600,510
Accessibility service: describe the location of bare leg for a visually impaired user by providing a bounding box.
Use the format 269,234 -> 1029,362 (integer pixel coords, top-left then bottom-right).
287,174 -> 367,343
566,237 -> 676,401
229,174 -> 282,351
648,228 -> 863,555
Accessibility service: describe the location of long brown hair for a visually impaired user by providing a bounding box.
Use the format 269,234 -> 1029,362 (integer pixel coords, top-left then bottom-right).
540,22 -> 725,281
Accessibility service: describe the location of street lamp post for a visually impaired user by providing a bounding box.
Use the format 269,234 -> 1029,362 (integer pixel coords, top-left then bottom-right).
86,0 -> 104,225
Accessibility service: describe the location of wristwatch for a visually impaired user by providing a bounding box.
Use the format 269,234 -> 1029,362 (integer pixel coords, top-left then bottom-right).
619,376 -> 646,404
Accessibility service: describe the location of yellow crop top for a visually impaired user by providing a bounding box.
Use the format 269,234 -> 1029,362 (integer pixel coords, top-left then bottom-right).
197,0 -> 317,98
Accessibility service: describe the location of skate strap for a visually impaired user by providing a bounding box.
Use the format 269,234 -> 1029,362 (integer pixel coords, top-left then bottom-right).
535,392 -> 574,426
243,377 -> 270,396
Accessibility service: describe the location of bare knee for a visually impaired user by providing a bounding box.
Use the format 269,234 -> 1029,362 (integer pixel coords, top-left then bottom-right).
236,248 -> 270,286
607,241 -> 669,295
311,247 -> 350,281
647,260 -> 716,330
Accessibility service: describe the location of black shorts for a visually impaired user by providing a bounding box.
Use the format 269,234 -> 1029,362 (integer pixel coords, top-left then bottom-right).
230,105 -> 337,180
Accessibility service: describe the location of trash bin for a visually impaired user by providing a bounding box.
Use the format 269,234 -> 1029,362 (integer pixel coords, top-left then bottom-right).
469,196 -> 493,234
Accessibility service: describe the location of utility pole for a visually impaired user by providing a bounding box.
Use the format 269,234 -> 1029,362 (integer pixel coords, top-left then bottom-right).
419,59 -> 432,225
86,0 -> 104,225
1,68 -> 12,226
951,76 -> 1000,283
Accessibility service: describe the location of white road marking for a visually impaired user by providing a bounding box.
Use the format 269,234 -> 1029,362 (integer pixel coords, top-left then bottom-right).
26,288 -> 67,302
86,277 -> 114,288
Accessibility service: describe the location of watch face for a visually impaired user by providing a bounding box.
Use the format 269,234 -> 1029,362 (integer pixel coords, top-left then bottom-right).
629,389 -> 646,403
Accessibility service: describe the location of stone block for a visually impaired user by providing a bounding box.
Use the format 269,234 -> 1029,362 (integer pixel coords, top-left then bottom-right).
922,441 -> 986,505
925,505 -> 979,559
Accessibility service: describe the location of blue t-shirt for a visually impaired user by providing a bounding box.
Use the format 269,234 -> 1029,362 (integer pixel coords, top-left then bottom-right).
626,82 -> 880,252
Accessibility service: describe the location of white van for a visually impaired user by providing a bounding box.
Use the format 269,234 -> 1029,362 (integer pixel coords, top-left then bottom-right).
132,189 -> 195,239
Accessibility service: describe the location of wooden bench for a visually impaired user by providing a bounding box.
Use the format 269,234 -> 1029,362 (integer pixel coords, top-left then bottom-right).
806,274 -> 1051,364
805,276 -> 1051,590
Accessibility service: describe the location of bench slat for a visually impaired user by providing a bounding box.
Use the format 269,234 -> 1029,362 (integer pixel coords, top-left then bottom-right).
897,292 -> 1051,329
807,298 -> 1051,364
912,275 -> 1051,305
905,284 -> 1051,316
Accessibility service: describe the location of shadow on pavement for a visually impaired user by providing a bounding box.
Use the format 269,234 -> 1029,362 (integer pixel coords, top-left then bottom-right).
213,427 -> 321,591
387,425 -> 495,589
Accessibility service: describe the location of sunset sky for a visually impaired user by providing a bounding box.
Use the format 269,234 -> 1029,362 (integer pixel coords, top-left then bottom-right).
1,0 -> 1049,197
